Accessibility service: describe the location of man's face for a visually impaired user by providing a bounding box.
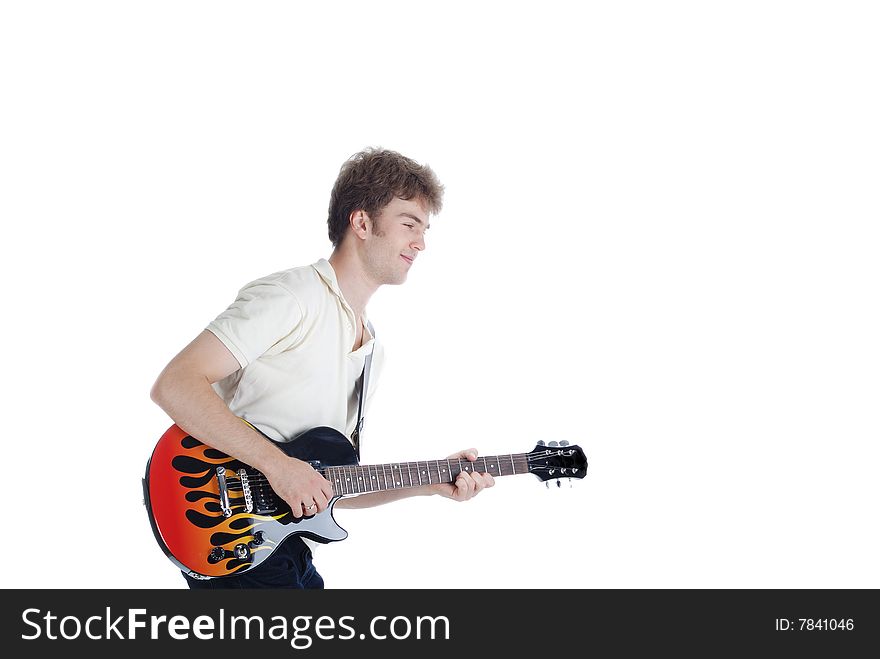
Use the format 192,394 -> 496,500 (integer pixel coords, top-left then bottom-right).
363,196 -> 430,285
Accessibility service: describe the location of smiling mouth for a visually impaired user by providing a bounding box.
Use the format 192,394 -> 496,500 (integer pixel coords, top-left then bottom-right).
401,255 -> 414,265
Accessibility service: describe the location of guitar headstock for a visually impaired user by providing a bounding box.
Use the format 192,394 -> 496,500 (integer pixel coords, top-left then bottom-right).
527,441 -> 588,484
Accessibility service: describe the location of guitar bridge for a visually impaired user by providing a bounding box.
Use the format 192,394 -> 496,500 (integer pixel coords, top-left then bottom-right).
238,469 -> 254,513
216,467 -> 233,518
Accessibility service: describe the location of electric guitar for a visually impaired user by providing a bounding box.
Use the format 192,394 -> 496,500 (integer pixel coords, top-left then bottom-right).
143,423 -> 588,580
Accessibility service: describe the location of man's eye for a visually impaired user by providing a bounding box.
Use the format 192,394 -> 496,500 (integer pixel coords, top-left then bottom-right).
404,224 -> 415,228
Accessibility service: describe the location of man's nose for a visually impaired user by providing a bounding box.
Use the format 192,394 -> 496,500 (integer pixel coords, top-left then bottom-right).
411,234 -> 426,251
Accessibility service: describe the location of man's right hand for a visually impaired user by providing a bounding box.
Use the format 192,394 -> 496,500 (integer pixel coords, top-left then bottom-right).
264,456 -> 335,518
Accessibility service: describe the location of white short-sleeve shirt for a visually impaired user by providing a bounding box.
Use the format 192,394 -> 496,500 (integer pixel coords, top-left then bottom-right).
206,259 -> 383,445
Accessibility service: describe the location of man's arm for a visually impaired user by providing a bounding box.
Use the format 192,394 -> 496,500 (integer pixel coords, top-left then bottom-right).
335,448 -> 495,509
150,329 -> 334,517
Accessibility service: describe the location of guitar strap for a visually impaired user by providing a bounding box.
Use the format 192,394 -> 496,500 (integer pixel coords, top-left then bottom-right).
351,320 -> 375,462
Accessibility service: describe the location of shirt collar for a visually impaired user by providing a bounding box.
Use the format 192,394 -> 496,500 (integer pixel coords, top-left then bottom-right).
312,258 -> 344,299
311,259 -> 372,329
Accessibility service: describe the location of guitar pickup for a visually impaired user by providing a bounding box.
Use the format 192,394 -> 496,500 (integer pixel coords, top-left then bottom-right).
252,481 -> 278,515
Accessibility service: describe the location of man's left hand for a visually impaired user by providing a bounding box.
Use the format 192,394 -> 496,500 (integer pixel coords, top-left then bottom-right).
434,448 -> 496,501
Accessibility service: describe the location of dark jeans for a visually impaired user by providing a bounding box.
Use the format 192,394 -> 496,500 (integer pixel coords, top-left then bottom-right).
181,536 -> 324,589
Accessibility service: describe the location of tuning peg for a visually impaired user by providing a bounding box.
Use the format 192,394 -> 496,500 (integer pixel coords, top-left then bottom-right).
559,440 -> 569,446
537,440 -> 545,446
545,481 -> 550,489
556,479 -> 561,488
549,441 -> 559,447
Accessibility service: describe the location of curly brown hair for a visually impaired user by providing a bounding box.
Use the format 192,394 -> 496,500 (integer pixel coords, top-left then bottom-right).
327,147 -> 444,248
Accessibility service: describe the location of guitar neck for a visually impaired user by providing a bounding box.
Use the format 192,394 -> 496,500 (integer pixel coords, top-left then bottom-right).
320,454 -> 531,496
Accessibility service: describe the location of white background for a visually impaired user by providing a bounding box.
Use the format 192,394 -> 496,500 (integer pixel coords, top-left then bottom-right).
1,1 -> 878,589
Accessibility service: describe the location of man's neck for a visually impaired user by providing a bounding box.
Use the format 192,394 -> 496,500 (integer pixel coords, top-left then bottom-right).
327,249 -> 377,321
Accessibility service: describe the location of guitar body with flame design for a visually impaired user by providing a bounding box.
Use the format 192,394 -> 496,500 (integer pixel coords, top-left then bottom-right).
143,423 -> 587,580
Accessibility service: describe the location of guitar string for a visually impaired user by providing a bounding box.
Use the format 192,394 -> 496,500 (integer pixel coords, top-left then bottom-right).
199,455 -> 574,499
217,457 -> 532,488
211,457 -> 561,487
212,457 -> 532,475
197,454 -> 562,482
213,465 -> 536,490
219,470 -> 575,496
198,453 -> 567,474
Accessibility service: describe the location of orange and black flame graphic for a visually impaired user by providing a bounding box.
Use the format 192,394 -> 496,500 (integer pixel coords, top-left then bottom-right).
146,424 -> 288,578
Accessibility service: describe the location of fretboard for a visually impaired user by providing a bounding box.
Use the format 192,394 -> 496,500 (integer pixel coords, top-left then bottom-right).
319,454 -> 531,496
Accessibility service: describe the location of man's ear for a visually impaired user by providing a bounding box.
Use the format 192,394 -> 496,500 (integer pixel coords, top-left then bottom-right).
349,210 -> 370,240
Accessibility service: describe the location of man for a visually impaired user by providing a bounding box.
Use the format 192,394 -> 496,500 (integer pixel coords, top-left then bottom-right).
150,147 -> 494,589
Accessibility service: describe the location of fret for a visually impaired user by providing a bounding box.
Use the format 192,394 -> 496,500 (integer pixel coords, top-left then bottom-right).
332,466 -> 343,496
416,461 -> 423,486
380,463 -> 389,491
325,466 -> 335,493
508,454 -> 516,477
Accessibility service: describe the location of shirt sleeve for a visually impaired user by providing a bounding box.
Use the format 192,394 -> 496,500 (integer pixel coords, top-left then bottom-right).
206,278 -> 304,369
